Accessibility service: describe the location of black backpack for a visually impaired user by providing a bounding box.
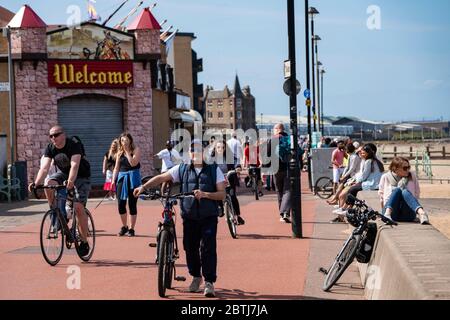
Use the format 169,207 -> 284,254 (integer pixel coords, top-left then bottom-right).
71,136 -> 87,158
71,136 -> 91,174
356,222 -> 378,263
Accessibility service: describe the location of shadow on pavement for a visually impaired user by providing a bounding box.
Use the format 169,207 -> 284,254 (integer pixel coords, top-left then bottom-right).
237,233 -> 294,240
86,259 -> 187,269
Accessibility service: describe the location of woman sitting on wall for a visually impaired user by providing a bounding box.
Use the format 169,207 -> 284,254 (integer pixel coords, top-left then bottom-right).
379,157 -> 429,224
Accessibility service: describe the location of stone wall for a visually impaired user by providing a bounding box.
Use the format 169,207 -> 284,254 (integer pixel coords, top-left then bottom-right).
11,28 -> 47,54
134,30 -> 160,55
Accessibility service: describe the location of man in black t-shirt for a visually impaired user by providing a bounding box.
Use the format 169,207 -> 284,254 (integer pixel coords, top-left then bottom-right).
28,125 -> 91,256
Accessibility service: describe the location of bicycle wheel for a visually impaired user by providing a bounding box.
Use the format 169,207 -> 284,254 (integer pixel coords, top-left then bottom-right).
315,177 -> 334,200
158,229 -> 172,297
74,208 -> 96,262
322,234 -> 361,291
40,209 -> 64,266
224,197 -> 237,239
253,177 -> 259,200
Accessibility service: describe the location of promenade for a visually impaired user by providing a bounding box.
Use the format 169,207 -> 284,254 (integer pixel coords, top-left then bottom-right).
0,173 -> 363,300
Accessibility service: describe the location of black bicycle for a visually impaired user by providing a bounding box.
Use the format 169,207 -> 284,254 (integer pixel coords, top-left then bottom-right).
33,185 -> 95,266
314,176 -> 334,199
248,166 -> 261,201
320,194 -> 397,291
142,190 -> 194,298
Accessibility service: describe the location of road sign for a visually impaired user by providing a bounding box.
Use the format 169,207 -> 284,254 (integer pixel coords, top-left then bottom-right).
0,82 -> 10,92
284,60 -> 291,79
283,79 -> 301,96
303,89 -> 311,99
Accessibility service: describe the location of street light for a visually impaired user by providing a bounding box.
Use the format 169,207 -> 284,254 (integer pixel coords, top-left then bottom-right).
320,68 -> 326,135
312,35 -> 321,132
304,0 -> 313,191
286,0 -> 302,238
316,60 -> 323,136
309,7 -> 319,132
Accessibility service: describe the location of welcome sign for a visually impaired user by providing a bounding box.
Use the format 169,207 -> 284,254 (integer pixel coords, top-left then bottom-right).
48,60 -> 133,88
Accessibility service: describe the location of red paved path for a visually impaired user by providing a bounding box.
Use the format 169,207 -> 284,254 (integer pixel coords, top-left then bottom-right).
0,173 -> 363,300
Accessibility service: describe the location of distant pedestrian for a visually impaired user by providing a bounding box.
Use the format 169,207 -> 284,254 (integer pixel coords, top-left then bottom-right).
267,123 -> 292,223
103,138 -> 119,200
155,140 -> 182,194
331,140 -> 347,194
111,132 -> 141,237
227,132 -> 243,168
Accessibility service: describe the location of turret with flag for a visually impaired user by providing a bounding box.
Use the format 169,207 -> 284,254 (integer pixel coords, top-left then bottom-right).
87,0 -> 101,21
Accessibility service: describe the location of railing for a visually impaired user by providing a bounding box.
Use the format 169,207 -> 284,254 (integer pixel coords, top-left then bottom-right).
382,146 -> 448,159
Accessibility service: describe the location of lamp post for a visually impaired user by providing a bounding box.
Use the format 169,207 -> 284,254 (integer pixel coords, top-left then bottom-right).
286,0 -> 302,238
320,68 -> 326,135
309,6 -> 319,132
260,113 -> 263,131
304,0 -> 313,190
316,60 -> 322,136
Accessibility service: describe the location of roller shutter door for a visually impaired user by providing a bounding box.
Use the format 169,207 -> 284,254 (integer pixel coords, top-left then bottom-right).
58,95 -> 123,185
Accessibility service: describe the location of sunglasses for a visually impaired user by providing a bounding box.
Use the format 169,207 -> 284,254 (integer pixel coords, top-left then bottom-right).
49,132 -> 63,139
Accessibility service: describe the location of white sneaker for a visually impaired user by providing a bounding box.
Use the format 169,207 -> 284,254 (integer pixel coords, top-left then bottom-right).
189,277 -> 202,292
384,212 -> 392,220
419,213 -> 430,225
204,281 -> 215,298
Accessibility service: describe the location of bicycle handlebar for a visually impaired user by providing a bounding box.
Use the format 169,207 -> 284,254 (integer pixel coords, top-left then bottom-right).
140,190 -> 195,200
346,194 -> 398,226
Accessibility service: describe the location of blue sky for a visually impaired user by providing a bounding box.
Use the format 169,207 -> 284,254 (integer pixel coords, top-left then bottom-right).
3,0 -> 450,122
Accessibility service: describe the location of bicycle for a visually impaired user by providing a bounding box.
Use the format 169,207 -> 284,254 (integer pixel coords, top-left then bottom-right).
314,176 -> 333,199
223,170 -> 241,239
320,194 -> 397,291
32,185 -> 95,266
248,166 -> 261,201
141,190 -> 194,298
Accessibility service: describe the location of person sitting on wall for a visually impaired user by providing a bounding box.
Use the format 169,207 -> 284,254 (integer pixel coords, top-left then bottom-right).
379,157 -> 429,224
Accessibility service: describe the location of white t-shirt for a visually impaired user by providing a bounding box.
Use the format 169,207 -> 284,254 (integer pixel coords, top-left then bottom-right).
156,148 -> 181,173
227,138 -> 243,161
168,164 -> 225,184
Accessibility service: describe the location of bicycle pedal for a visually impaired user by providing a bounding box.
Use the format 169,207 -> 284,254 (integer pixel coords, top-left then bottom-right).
318,267 -> 328,275
175,276 -> 186,282
149,243 -> 157,247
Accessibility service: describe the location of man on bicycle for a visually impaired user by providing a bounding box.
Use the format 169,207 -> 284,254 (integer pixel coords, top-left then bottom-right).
28,125 -> 91,257
134,138 -> 225,298
243,139 -> 263,198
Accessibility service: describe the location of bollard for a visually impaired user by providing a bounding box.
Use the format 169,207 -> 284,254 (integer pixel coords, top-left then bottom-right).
443,146 -> 446,159
394,146 -> 397,157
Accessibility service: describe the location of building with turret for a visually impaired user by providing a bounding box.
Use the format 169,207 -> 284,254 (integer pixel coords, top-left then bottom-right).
203,75 -> 255,132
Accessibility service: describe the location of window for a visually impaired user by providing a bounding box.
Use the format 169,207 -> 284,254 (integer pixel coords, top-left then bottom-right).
236,99 -> 242,108
217,99 -> 223,108
237,111 -> 242,119
218,112 -> 224,119
230,112 -> 233,118
208,111 -> 213,118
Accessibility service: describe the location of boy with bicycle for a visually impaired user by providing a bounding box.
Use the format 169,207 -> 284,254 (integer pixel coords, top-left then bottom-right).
134,139 -> 226,298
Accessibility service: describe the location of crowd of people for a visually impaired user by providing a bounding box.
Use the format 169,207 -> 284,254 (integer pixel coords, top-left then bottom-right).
29,124 -> 431,299
319,138 -> 430,225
